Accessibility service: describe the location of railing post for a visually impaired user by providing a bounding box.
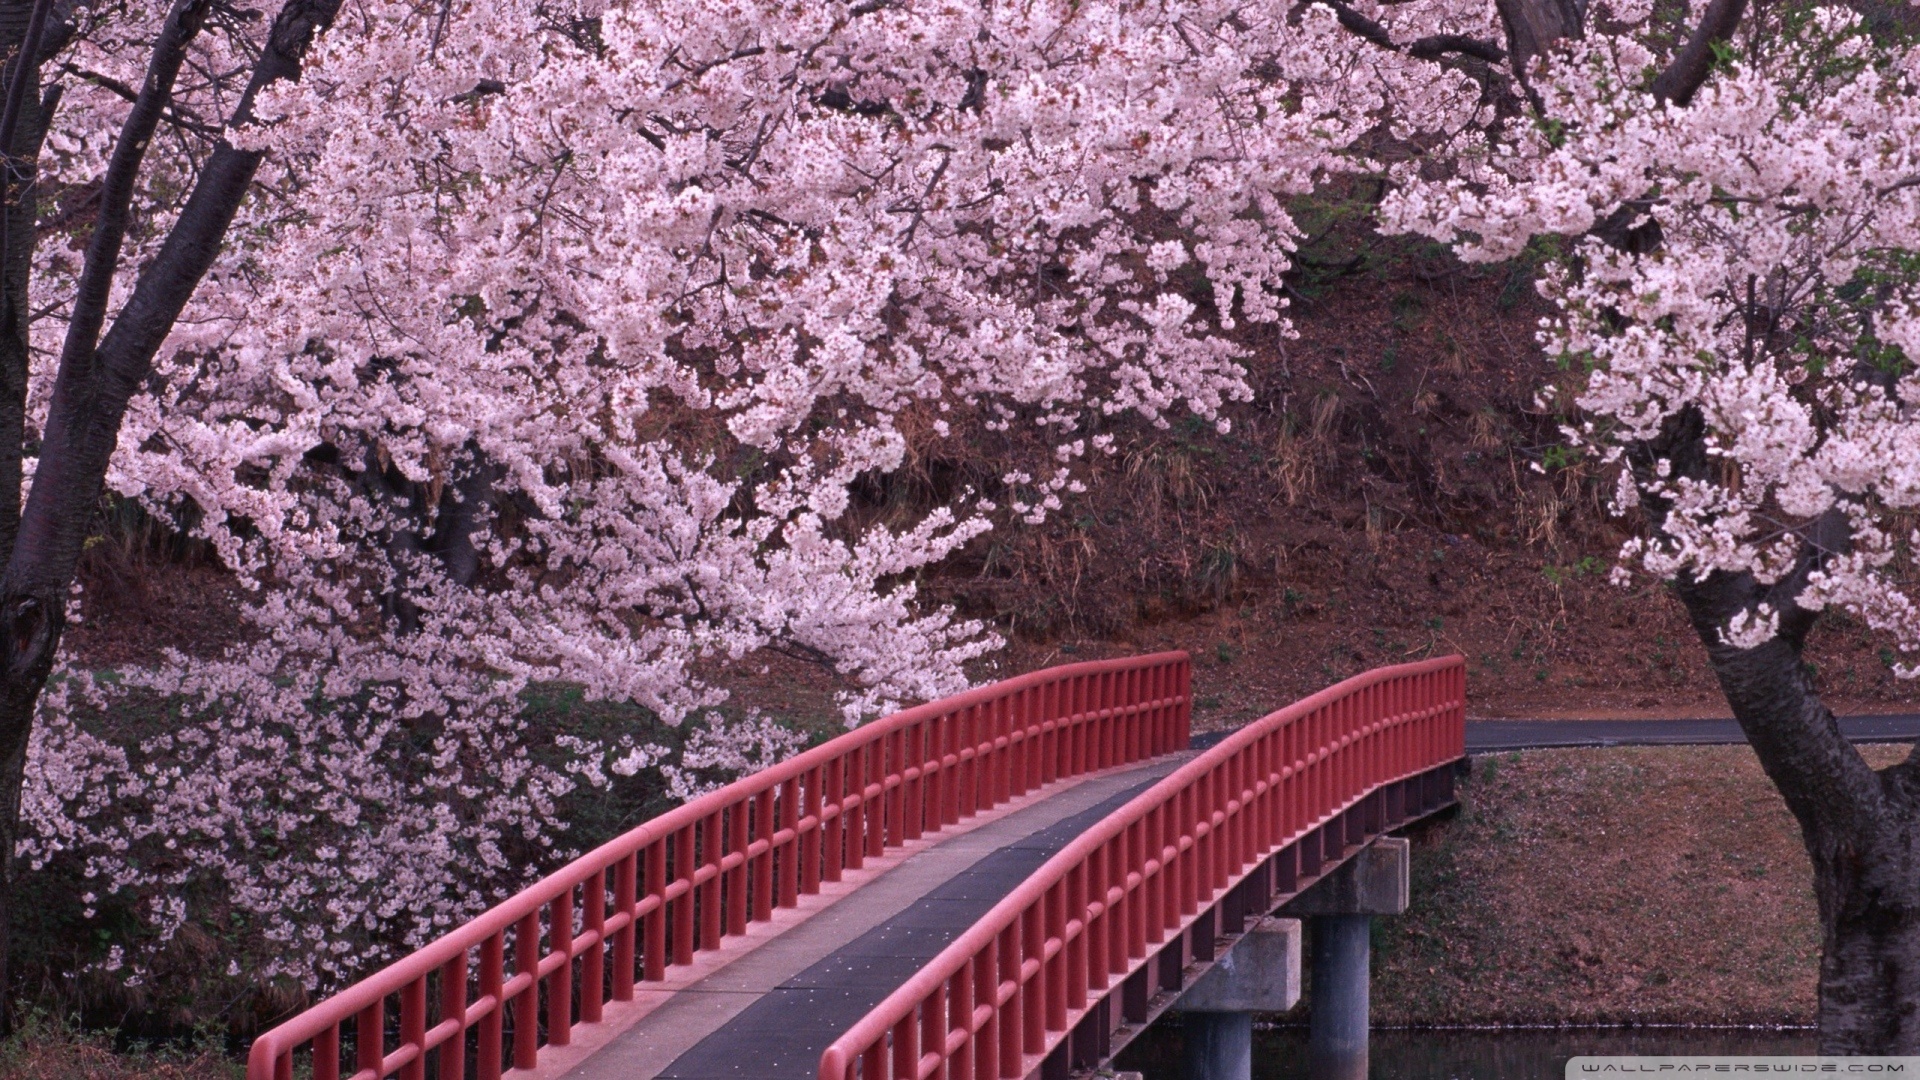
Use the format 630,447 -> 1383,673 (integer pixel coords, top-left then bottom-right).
895,1004 -> 921,1080
440,952 -> 468,1080
960,704 -> 979,817
646,840 -> 669,980
1167,657 -> 1182,749
1066,864 -> 1088,1012
950,964 -> 974,1080
701,812 -> 725,947
673,825 -> 696,965
514,910 -> 540,1070
886,730 -> 906,847
905,724 -> 925,842
401,974 -> 426,1080
923,981 -> 949,1080
1021,903 -> 1045,1056
479,931 -> 504,1080
729,803 -> 750,936
992,695 -> 1011,807
998,925 -> 1022,1076
1045,883 -> 1068,1033
844,745 -> 867,868
754,788 -> 775,922
975,939 -> 1000,1080
615,854 -> 637,998
355,998 -> 382,1078
583,870 -> 605,1023
1086,844 -> 1108,993
804,765 -> 826,892
315,1024 -> 339,1080
780,777 -> 802,906
869,739 -> 888,859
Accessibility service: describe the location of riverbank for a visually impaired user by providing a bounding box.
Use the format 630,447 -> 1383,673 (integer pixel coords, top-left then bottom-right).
1345,743 -> 1904,1027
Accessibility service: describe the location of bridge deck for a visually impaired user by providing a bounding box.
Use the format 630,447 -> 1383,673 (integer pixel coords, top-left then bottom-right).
557,758 -> 1187,1080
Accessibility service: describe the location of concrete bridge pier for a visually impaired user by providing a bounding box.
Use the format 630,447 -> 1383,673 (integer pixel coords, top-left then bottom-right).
1180,1012 -> 1252,1079
1170,917 -> 1300,1080
1284,836 -> 1411,1080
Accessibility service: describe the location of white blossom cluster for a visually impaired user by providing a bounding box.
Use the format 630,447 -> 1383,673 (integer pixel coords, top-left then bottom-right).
1384,5 -> 1920,662
17,0 -> 1479,987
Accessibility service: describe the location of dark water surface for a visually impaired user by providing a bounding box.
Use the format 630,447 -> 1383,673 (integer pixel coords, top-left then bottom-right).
1111,1025 -> 1819,1078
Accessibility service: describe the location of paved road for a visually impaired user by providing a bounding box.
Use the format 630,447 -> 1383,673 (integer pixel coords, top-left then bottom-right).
1191,714 -> 1920,753
1467,714 -> 1920,751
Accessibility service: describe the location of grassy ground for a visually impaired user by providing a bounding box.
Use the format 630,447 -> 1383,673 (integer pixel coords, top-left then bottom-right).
0,1014 -> 242,1080
1352,743 -> 1911,1027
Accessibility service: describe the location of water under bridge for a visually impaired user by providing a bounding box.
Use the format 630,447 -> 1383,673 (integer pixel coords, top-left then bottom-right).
246,652 -> 1466,1080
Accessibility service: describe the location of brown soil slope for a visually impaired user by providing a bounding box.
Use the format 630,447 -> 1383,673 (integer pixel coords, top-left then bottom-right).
1361,744 -> 1910,1027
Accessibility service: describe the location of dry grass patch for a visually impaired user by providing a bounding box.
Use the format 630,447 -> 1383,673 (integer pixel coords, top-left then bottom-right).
0,1016 -> 242,1080
1367,743 -> 1909,1026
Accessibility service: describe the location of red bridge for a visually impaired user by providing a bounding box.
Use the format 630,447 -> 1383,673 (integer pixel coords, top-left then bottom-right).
246,653 -> 1466,1080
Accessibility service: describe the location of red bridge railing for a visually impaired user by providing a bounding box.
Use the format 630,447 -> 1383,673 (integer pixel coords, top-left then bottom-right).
246,652 -> 1191,1080
818,655 -> 1465,1080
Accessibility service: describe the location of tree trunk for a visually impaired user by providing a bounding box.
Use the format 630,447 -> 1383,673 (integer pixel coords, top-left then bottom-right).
1674,568 -> 1920,1051
0,0 -> 342,1025
1493,0 -> 1583,84
0,0 -> 57,1029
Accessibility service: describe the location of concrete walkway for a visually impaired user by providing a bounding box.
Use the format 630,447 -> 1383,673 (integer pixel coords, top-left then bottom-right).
556,757 -> 1185,1080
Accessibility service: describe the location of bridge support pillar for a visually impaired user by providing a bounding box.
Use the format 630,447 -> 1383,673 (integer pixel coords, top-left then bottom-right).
1169,917 -> 1299,1078
1306,914 -> 1371,1080
1282,836 -> 1410,1080
1181,1011 -> 1252,1079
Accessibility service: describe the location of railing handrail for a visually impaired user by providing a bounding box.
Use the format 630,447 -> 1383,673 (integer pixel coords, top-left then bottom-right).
818,654 -> 1465,1079
247,650 -> 1190,1078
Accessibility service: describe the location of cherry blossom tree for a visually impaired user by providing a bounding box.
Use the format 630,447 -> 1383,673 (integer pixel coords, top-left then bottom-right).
41,0 -> 1920,1048
0,0 -> 349,1021
6,0 -> 1483,1012
1381,0 -> 1920,1050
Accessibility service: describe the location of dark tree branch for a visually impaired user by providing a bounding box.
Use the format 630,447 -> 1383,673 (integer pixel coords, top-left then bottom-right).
56,61 -> 224,135
0,0 -> 56,571
1649,0 -> 1746,105
1314,0 -> 1507,94
1407,33 -> 1507,62
1493,0 -> 1582,92
0,0 -> 54,180
1629,408 -> 1880,836
59,0 -> 214,388
1321,0 -> 1393,49
12,0 -> 343,607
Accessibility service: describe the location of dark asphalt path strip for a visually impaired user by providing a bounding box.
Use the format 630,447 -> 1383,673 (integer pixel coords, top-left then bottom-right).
1464,714 -> 1920,751
1186,715 -> 1920,754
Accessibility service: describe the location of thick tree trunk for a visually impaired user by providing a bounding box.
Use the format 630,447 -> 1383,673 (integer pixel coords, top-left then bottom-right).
1633,403 -> 1920,1050
0,629 -> 54,1033
0,0 -> 59,1030
1675,567 -> 1920,1051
